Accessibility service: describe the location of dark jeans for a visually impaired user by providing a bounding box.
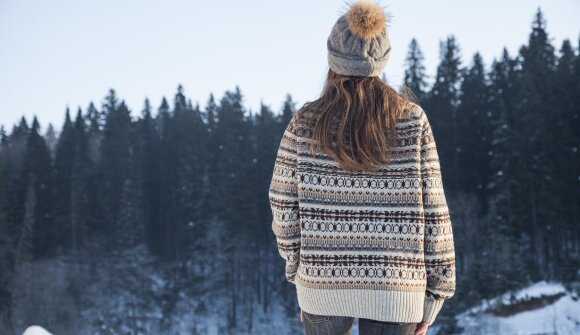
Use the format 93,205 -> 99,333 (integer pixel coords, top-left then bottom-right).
302,310 -> 418,335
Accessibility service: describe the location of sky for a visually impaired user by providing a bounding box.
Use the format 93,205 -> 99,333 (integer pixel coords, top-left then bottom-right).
0,0 -> 578,132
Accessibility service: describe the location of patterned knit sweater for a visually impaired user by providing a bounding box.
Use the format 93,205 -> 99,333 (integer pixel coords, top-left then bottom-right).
268,102 -> 456,325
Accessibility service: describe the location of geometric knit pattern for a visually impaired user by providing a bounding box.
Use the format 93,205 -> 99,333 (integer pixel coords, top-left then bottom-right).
268,102 -> 456,325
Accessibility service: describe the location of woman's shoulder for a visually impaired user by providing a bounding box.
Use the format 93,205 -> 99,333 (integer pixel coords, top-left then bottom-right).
287,103 -> 319,137
399,99 -> 425,123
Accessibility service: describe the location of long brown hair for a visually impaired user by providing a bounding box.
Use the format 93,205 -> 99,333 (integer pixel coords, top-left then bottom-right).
300,68 -> 415,172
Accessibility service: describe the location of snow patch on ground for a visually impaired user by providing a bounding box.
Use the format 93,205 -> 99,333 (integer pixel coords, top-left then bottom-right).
22,326 -> 53,335
457,281 -> 580,335
511,281 -> 566,302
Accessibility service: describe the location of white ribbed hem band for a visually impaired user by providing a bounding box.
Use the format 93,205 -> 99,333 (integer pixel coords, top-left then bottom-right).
296,278 -> 427,323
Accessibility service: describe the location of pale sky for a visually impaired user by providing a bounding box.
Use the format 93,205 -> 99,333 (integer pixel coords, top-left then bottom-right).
0,0 -> 578,132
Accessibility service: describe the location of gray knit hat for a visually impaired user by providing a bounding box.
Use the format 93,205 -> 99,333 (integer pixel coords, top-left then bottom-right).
327,0 -> 391,77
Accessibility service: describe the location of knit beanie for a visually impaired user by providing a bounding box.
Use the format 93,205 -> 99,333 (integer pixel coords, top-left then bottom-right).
327,0 -> 391,77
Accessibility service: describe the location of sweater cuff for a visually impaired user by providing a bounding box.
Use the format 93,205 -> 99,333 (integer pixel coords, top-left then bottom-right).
422,295 -> 445,325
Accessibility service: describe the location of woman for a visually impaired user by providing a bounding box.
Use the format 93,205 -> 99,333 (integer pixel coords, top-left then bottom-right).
268,1 -> 456,334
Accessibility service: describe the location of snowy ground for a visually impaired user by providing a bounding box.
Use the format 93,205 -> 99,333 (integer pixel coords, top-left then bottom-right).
22,326 -> 53,335
456,281 -> 580,335
11,268 -> 580,335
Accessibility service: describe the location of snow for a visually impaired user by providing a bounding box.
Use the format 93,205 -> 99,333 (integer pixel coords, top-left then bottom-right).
500,294 -> 579,334
456,281 -> 580,335
22,326 -> 53,335
12,254 -> 579,335
511,281 -> 566,301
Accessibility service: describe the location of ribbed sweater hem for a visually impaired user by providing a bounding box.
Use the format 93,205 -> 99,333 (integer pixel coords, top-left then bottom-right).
295,276 -> 426,324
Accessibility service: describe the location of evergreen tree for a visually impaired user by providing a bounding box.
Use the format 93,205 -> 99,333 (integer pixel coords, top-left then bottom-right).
514,7 -> 558,278
44,123 -> 57,156
280,94 -> 296,128
404,38 -> 428,103
158,90 -> 182,260
22,117 -> 54,258
177,98 -> 209,256
54,109 -> 75,249
155,97 -> 170,137
70,109 -> 91,251
213,86 -> 254,229
100,89 -> 132,238
85,101 -> 103,163
83,102 -> 104,237
426,35 -> 463,192
134,98 -> 162,255
203,94 -> 220,218
203,93 -> 218,133
157,97 -> 173,258
213,86 -> 255,327
456,53 -> 492,211
485,48 -> 529,289
253,102 -> 286,309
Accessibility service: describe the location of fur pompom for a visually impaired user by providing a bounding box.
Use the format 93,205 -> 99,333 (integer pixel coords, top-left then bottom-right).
346,0 -> 386,40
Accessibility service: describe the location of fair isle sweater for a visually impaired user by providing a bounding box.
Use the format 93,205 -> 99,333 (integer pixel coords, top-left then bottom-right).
268,102 -> 456,325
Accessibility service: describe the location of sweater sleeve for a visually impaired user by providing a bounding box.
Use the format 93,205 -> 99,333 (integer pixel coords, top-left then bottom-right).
268,114 -> 301,285
419,111 -> 456,325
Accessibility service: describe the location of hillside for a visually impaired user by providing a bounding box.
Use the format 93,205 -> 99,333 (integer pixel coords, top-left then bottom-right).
455,281 -> 580,335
